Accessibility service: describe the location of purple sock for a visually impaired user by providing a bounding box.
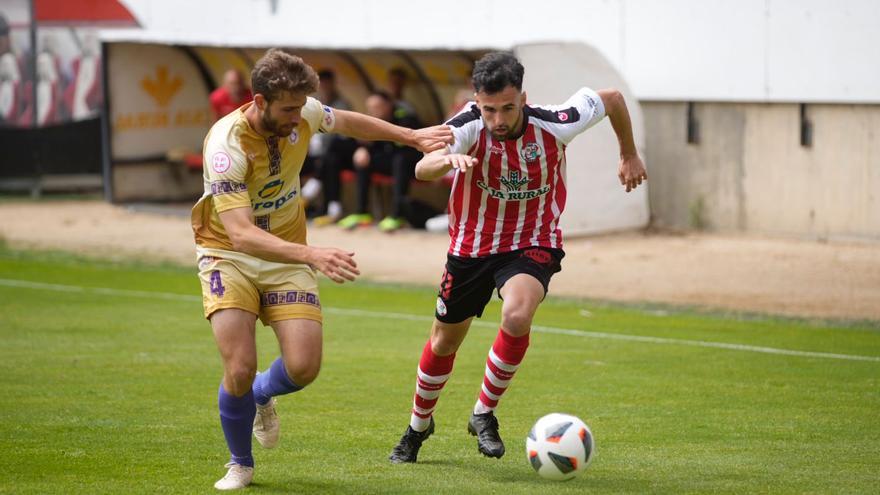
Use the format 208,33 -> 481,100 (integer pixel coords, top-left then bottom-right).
218,384 -> 255,468
252,357 -> 303,406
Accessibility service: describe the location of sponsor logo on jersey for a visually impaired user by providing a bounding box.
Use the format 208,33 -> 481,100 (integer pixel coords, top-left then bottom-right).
500,170 -> 530,190
477,170 -> 549,201
253,179 -> 298,212
212,151 -> 231,173
558,111 -> 569,122
258,179 -> 284,199
583,93 -> 598,109
520,143 -> 542,163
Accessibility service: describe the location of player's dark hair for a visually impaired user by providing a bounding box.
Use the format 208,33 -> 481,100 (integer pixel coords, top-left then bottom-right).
251,48 -> 319,102
471,52 -> 524,94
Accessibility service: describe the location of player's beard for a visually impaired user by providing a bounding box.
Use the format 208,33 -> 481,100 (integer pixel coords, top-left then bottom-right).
490,111 -> 523,141
491,126 -> 509,140
260,109 -> 294,137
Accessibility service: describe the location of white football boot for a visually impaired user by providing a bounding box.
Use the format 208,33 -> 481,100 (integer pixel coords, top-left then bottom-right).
214,462 -> 253,490
253,397 -> 279,449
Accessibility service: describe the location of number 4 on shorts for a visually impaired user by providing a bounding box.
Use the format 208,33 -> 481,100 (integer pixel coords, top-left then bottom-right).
210,270 -> 226,297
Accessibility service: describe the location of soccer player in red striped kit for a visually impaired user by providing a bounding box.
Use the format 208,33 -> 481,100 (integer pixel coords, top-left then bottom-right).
389,52 -> 647,463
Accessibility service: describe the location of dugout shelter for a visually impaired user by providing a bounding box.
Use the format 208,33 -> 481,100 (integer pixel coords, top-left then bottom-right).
99,30 -> 650,236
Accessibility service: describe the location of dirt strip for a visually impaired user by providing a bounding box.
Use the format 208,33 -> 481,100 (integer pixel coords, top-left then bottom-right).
1,200 -> 878,321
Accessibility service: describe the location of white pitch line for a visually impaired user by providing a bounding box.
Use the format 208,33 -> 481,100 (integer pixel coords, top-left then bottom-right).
0,278 -> 203,302
1,278 -> 878,363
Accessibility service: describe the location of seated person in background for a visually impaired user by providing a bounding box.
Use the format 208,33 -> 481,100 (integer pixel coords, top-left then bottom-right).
387,66 -> 418,117
210,69 -> 252,121
337,90 -> 421,232
423,80 -> 478,233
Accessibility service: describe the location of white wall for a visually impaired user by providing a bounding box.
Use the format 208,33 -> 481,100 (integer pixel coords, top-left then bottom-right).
114,0 -> 880,103
643,102 -> 880,240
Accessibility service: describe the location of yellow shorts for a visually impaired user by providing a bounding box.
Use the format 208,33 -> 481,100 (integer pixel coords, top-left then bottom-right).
196,247 -> 322,325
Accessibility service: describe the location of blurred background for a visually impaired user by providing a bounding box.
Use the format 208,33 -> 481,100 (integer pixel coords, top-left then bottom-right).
1,5 -> 878,492
0,0 -> 876,241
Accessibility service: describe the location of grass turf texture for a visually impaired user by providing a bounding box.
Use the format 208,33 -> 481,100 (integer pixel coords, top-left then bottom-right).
0,247 -> 878,494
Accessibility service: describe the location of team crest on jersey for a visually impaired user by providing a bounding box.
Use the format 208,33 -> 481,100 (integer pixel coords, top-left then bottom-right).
520,143 -> 542,163
212,152 -> 231,173
558,111 -> 569,122
321,105 -> 335,131
436,297 -> 448,317
288,130 -> 299,145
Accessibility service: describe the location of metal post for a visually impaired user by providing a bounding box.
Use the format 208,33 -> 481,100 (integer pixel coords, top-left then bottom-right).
28,0 -> 41,197
100,41 -> 113,202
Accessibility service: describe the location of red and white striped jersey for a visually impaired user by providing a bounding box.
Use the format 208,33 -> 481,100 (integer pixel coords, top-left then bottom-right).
444,87 -> 606,257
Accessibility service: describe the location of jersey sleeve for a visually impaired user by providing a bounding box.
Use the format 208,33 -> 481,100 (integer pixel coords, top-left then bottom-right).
302,96 -> 336,135
203,131 -> 250,213
536,87 -> 606,145
444,102 -> 480,155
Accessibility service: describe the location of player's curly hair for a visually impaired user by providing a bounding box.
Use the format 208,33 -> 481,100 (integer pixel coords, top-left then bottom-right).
251,48 -> 319,102
472,52 -> 524,94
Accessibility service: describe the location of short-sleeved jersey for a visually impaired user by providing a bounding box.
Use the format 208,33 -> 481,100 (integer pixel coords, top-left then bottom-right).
444,87 -> 605,257
191,97 -> 335,251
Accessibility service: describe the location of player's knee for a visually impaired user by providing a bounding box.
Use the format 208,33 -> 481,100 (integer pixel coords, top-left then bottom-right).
226,365 -> 257,396
430,333 -> 460,356
501,306 -> 535,334
286,360 -> 321,387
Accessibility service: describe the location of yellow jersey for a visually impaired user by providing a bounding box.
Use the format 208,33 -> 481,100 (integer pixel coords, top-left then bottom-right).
191,97 -> 335,251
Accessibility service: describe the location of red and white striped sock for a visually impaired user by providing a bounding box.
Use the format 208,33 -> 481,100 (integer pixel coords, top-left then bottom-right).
474,328 -> 530,415
410,340 -> 456,432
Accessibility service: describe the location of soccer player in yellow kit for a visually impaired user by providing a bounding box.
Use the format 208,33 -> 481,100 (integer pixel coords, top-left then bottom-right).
192,49 -> 452,490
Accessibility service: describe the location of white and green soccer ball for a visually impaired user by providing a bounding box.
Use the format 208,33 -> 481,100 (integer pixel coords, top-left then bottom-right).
526,413 -> 594,481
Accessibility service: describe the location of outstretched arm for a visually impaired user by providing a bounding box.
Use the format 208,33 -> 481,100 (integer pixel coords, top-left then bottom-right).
415,148 -> 478,181
218,207 -> 359,284
597,89 -> 648,193
332,109 -> 453,154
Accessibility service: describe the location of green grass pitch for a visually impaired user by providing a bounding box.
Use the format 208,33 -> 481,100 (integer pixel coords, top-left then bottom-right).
1,247 -> 878,494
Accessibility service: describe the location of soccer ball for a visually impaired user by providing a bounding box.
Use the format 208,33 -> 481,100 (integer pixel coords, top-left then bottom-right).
526,413 -> 594,481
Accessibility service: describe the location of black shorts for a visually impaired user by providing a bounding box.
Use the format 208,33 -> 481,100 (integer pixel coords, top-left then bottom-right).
434,247 -> 564,323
